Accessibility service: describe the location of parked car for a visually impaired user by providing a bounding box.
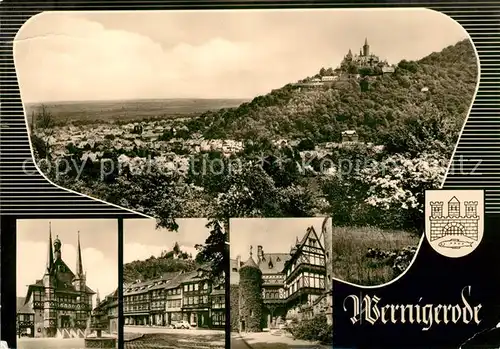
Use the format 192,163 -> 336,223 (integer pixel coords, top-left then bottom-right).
173,320 -> 191,329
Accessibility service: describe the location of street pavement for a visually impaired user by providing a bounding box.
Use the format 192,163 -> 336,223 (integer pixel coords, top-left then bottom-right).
236,332 -> 331,349
17,338 -> 88,349
124,328 -> 225,349
124,325 -> 222,336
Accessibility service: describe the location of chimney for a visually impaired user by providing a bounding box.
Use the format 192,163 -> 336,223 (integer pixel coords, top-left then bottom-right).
257,245 -> 264,263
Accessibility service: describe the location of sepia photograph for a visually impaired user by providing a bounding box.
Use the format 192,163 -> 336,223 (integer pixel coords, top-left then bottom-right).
16,219 -> 119,349
230,217 -> 333,349
122,218 -> 226,349
14,9 -> 478,286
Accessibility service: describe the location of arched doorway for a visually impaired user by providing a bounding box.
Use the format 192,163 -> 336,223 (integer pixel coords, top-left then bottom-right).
443,223 -> 465,237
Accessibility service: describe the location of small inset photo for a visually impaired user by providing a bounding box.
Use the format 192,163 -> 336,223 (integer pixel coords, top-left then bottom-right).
16,219 -> 119,349
123,218 -> 226,349
230,217 -> 333,349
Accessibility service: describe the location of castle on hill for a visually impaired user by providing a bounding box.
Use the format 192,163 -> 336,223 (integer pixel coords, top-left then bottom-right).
295,38 -> 394,89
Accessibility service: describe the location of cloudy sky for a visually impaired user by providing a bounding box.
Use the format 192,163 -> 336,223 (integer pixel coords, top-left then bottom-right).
230,217 -> 327,260
17,219 -> 118,307
13,9 -> 469,103
124,218 -> 211,264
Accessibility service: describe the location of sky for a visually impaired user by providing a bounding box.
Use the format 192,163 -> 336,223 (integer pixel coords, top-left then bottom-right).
230,217 -> 327,260
123,218 -> 210,264
17,219 -> 118,307
13,9 -> 469,103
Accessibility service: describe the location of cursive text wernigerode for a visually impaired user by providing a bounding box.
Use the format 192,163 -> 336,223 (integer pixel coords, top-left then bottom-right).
343,286 -> 482,331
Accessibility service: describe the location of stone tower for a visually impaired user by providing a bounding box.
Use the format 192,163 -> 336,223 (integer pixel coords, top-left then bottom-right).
238,246 -> 263,332
363,38 -> 370,57
448,197 -> 460,217
72,231 -> 88,329
430,201 -> 444,218
42,224 -> 57,337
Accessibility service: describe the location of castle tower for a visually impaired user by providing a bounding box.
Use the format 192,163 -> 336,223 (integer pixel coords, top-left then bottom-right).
448,197 -> 460,217
238,246 -> 263,332
363,38 -> 370,57
430,201 -> 444,218
346,49 -> 353,60
464,201 -> 478,218
43,225 -> 57,337
464,201 -> 480,240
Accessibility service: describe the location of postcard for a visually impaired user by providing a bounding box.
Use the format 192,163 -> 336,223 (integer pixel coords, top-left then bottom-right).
1,3 -> 499,349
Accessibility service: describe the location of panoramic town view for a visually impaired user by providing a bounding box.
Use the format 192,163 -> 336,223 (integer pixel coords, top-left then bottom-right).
15,219 -> 119,349
122,218 -> 226,349
14,2 -> 476,300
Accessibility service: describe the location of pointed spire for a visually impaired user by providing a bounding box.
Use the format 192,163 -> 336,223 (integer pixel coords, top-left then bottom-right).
96,289 -> 101,305
46,223 -> 54,273
249,245 -> 253,258
364,37 -> 368,46
76,231 -> 84,277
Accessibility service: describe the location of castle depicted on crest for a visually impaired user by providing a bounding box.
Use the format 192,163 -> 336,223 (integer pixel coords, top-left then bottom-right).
429,197 -> 479,242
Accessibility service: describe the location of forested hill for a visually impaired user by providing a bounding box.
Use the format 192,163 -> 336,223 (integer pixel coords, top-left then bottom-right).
188,39 -> 477,156
123,257 -> 197,283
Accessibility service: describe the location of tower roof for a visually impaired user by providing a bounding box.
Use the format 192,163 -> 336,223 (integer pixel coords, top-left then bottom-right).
364,37 -> 368,46
76,231 -> 84,277
241,245 -> 259,270
46,224 -> 54,273
242,255 -> 259,269
449,196 -> 460,203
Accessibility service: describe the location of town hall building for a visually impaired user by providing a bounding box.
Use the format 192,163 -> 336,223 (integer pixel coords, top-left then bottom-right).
16,226 -> 96,338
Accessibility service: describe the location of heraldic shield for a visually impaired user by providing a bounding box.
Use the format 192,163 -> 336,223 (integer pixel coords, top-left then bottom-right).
425,190 -> 484,258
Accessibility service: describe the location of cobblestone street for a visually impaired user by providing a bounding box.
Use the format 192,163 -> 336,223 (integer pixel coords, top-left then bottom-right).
124,332 -> 225,349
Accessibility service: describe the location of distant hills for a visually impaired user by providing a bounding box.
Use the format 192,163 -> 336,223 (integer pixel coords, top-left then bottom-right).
188,39 -> 477,155
26,98 -> 249,125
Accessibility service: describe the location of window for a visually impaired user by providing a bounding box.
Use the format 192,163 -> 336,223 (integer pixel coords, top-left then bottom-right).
212,312 -> 225,326
194,284 -> 199,291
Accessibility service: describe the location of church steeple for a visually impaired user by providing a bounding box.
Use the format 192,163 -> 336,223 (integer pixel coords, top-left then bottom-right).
45,223 -> 54,274
76,231 -> 84,277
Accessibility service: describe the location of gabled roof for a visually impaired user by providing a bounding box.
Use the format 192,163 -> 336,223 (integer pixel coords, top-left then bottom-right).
17,297 -> 34,314
284,226 -> 325,270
